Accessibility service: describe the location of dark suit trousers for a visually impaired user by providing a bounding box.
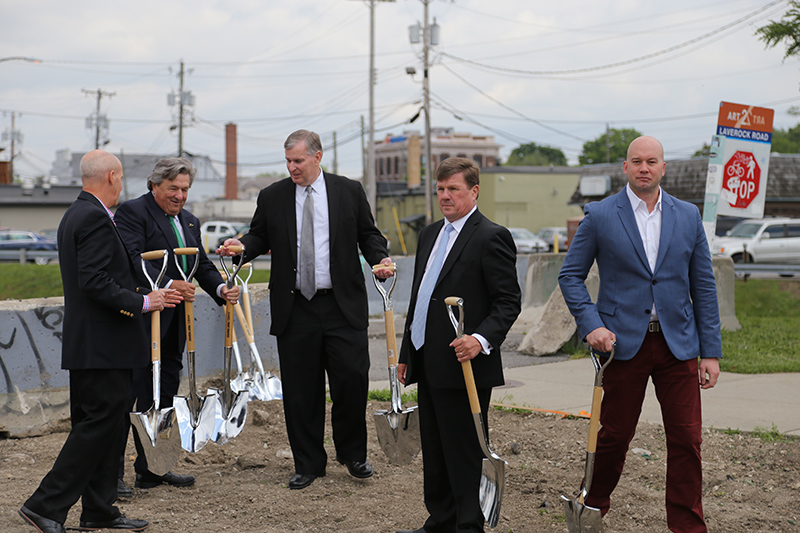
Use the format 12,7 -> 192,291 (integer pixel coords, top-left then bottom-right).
586,331 -> 706,533
417,358 -> 490,533
25,369 -> 131,524
276,291 -> 370,475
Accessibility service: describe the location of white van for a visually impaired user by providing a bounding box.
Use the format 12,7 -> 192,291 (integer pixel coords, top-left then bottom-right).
711,218 -> 800,263
199,221 -> 244,252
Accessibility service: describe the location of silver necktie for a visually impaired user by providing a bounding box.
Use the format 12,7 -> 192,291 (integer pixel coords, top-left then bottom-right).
299,185 -> 316,300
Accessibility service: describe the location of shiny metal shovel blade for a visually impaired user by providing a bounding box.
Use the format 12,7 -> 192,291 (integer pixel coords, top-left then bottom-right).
174,390 -> 220,453
130,406 -> 182,476
373,406 -> 421,465
213,388 -> 249,445
478,450 -> 506,528
561,496 -> 603,532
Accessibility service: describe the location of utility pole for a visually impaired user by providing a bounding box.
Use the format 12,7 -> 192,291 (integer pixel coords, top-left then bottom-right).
83,88 -> 115,149
168,60 -> 194,157
332,131 -> 339,174
2,112 -> 23,181
422,0 -> 433,225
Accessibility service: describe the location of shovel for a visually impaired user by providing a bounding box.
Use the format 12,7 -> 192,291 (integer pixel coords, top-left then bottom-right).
130,249 -> 183,476
235,263 -> 283,400
370,263 -> 420,465
219,270 -> 251,395
560,344 -> 616,532
445,296 -> 506,529
214,246 -> 250,445
171,247 -> 220,453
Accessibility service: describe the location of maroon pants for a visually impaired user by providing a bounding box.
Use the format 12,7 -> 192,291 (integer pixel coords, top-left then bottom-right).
585,331 -> 707,533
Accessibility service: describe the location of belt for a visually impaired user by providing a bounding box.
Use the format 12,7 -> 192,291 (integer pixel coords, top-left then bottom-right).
648,320 -> 661,333
296,288 -> 333,298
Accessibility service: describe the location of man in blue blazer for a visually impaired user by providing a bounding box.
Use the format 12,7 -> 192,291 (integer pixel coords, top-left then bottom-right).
559,136 -> 721,533
115,157 -> 238,492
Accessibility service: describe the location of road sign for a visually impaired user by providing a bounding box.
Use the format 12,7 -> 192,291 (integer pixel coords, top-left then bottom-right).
702,102 -> 774,242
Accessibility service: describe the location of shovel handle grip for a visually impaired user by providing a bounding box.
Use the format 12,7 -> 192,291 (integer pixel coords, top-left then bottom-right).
227,245 -> 243,254
185,300 -> 195,353
460,359 -> 482,415
174,247 -> 199,255
142,250 -> 167,261
372,262 -> 396,273
151,310 -> 161,363
384,309 -> 398,367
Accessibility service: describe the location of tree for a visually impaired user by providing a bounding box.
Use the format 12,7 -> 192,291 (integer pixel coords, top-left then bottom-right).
505,142 -> 567,166
579,128 -> 642,165
771,124 -> 800,153
756,0 -> 800,60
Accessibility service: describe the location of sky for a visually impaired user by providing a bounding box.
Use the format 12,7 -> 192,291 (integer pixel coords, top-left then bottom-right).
1,0 -> 798,183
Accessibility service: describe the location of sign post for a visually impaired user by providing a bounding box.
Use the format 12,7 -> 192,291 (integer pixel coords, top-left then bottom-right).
702,102 -> 774,246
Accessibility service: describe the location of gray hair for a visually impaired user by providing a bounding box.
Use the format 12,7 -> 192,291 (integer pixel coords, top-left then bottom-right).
147,157 -> 196,190
284,130 -> 323,157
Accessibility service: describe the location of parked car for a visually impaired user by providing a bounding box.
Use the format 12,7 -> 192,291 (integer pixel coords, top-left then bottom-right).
216,225 -> 251,248
535,226 -> 568,251
508,228 -> 549,254
0,229 -> 58,264
200,221 -> 246,252
710,217 -> 800,263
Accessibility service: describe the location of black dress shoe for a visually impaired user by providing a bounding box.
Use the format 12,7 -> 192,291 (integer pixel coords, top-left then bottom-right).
135,471 -> 195,489
18,506 -> 66,533
78,514 -> 148,531
117,478 -> 133,499
336,456 -> 374,478
288,471 -> 325,490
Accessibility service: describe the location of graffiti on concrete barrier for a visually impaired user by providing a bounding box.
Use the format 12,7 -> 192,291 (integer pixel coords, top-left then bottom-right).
0,307 -> 68,419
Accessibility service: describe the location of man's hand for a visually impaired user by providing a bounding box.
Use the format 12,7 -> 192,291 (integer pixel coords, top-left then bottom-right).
586,327 -> 616,353
171,280 -> 196,302
221,285 -> 240,304
450,334 -> 482,362
397,363 -> 407,385
148,288 -> 182,312
373,257 -> 395,279
699,357 -> 720,389
216,238 -> 244,257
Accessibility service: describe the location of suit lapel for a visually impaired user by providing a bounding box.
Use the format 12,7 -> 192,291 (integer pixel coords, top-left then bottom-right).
654,192 -> 676,275
414,220 -> 443,291
436,210 -> 481,287
615,191 -> 650,272
325,173 -> 340,250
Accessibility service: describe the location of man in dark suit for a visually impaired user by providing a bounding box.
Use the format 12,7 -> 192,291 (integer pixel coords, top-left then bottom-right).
559,136 -> 721,533
396,157 -> 521,533
219,129 -> 393,490
19,150 -> 180,533
115,157 -> 239,493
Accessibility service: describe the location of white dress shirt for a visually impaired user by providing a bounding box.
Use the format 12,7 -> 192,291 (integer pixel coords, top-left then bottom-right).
295,170 -> 332,290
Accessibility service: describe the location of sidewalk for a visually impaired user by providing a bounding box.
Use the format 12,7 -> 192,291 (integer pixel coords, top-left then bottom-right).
367,319 -> 800,437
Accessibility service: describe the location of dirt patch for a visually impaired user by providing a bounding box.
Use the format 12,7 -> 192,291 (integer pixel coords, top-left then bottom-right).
2,399 -> 799,532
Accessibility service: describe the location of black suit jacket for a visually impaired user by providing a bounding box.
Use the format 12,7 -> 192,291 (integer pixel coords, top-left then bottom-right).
115,192 -> 226,347
399,209 -> 521,389
240,172 -> 388,336
57,191 -> 149,370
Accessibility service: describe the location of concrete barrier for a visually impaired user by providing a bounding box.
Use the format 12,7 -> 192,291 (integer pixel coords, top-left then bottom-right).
0,254 -> 738,437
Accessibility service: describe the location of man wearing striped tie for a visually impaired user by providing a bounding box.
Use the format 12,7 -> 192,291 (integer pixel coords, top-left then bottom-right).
115,157 -> 239,495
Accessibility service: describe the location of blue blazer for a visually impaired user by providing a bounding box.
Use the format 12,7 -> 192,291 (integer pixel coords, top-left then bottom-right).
558,188 -> 722,361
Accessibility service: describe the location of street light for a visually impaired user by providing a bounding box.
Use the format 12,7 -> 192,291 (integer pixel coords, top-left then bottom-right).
0,57 -> 41,64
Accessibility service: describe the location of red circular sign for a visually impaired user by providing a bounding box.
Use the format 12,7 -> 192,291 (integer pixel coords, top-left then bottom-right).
722,151 -> 760,209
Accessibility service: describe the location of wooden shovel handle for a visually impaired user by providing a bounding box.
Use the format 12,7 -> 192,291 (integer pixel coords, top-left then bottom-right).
151,310 -> 161,363
587,385 -> 603,453
384,309 -> 398,367
372,262 -> 396,273
224,301 -> 234,349
142,250 -> 166,261
461,360 -> 482,416
184,300 -> 195,353
227,245 -> 243,254
233,302 -> 255,344
174,247 -> 199,255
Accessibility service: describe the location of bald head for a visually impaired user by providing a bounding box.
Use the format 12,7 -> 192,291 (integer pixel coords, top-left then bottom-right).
626,136 -> 664,161
80,150 -> 123,206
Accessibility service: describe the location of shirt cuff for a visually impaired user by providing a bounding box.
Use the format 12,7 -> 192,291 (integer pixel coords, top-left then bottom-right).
472,333 -> 492,355
142,295 -> 151,314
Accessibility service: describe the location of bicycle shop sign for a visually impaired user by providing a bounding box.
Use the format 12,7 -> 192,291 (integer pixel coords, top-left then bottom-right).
712,102 -> 774,219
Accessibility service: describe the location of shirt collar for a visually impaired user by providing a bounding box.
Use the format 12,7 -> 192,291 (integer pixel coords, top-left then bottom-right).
446,205 -> 477,234
625,183 -> 662,214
